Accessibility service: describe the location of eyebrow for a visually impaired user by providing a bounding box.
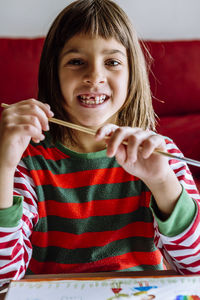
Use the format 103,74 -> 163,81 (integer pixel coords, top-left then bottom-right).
61,48 -> 127,58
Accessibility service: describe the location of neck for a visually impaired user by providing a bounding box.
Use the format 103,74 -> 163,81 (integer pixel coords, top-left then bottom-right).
64,130 -> 107,153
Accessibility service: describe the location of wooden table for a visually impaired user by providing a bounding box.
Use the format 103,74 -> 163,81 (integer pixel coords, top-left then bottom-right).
0,269 -> 180,300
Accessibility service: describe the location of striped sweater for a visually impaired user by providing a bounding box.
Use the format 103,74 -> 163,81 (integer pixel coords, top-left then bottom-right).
0,133 -> 200,286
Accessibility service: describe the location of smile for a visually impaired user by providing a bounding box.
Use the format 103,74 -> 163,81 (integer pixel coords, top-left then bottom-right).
78,94 -> 107,105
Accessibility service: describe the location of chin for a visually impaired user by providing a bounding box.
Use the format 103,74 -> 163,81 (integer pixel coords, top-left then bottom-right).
79,119 -> 106,128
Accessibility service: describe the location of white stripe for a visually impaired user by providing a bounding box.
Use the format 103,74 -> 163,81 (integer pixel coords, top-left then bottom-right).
165,242 -> 200,258
0,246 -> 23,267
23,203 -> 38,220
179,181 -> 198,189
159,211 -> 198,244
0,242 -> 24,268
18,161 -> 35,187
0,231 -> 23,244
14,177 -> 37,199
0,223 -> 21,233
0,246 -> 19,259
170,160 -> 187,169
14,187 -> 38,208
179,265 -> 200,273
175,251 -> 200,264
166,141 -> 181,151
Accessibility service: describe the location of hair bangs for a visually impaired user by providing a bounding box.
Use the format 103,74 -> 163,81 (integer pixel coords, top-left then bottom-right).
57,0 -> 130,48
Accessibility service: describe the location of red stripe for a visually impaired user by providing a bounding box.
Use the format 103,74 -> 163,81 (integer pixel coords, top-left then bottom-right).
28,249 -> 162,274
14,182 -> 37,204
173,247 -> 200,261
0,231 -> 14,238
31,167 -> 136,188
168,149 -> 181,154
22,214 -> 38,231
165,237 -> 200,251
16,165 -> 31,178
0,243 -> 23,260
30,221 -> 154,249
38,192 -> 151,219
180,268 -> 200,275
173,165 -> 191,175
176,175 -> 196,185
164,229 -> 200,251
23,239 -> 31,265
0,252 -> 23,269
0,258 -> 27,281
169,159 -> 184,165
185,189 -> 200,195
0,270 -> 20,280
0,239 -> 19,249
23,144 -> 70,160
177,260 -> 200,268
165,139 -> 173,145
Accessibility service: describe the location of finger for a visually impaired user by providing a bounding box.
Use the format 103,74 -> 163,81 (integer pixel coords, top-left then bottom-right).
8,114 -> 43,132
106,127 -> 143,157
95,123 -> 119,140
11,99 -> 53,132
126,130 -> 155,162
3,107 -> 46,137
4,123 -> 45,142
140,134 -> 166,159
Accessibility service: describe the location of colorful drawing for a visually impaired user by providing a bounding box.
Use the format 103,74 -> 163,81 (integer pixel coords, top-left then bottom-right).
107,281 -> 129,299
130,280 -> 157,297
175,296 -> 200,300
5,276 -> 200,300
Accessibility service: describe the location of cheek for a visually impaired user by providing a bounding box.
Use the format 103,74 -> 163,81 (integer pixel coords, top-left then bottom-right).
115,75 -> 129,96
59,72 -> 73,93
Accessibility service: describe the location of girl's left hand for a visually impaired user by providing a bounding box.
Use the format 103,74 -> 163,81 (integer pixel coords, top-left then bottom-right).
96,124 -> 171,186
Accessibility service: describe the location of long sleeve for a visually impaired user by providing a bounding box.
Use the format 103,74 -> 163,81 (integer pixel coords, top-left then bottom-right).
152,138 -> 200,274
0,161 -> 38,286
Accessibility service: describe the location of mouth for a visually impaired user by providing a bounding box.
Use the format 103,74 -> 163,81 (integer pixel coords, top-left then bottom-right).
77,94 -> 109,105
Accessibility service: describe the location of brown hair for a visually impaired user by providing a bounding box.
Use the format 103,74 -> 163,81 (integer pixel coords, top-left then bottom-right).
38,0 -> 156,144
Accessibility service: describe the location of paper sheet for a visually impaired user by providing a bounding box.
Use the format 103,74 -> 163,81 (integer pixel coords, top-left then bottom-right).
5,276 -> 200,300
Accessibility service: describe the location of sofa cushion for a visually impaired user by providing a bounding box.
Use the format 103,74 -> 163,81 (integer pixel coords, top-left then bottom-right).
157,114 -> 200,177
146,40 -> 200,117
0,38 -> 44,113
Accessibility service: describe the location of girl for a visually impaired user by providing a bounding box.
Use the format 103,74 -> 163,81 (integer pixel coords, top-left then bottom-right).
0,0 -> 200,286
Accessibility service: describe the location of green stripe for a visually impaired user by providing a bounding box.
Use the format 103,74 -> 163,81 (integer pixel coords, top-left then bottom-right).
36,181 -> 149,203
31,236 -> 156,264
23,154 -> 120,173
30,133 -> 53,149
56,142 -> 108,159
34,208 -> 153,234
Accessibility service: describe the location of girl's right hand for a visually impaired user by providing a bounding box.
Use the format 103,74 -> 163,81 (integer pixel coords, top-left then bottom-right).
0,99 -> 54,170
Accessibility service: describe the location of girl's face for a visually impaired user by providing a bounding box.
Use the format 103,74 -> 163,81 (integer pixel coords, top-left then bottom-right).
58,34 -> 129,128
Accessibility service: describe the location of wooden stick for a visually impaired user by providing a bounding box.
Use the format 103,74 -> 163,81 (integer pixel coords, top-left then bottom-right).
1,103 -> 96,135
1,103 -> 200,167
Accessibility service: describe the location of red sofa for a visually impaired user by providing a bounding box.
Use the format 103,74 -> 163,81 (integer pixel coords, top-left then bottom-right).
1,37 -> 200,187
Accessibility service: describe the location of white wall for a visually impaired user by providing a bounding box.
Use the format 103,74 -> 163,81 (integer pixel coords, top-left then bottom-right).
0,0 -> 200,40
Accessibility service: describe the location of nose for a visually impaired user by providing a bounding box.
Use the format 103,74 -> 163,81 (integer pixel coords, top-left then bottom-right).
83,63 -> 106,85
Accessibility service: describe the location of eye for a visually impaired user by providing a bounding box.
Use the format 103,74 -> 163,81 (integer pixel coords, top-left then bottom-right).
67,59 -> 85,66
105,59 -> 120,67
